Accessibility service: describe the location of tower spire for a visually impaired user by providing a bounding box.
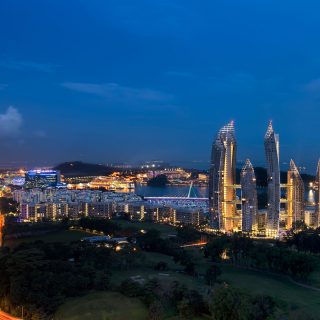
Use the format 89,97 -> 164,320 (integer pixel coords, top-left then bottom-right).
265,120 -> 274,139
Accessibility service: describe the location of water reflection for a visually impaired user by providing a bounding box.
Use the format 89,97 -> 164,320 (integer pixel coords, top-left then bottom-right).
135,184 -> 208,198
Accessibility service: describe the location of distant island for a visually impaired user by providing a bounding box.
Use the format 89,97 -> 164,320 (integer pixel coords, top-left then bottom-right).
53,161 -> 315,186
147,174 -> 169,187
54,161 -> 115,177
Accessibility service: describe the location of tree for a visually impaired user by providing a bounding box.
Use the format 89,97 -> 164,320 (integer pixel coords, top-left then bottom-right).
210,285 -> 277,320
143,278 -> 161,305
119,279 -> 143,297
170,281 -> 187,305
147,175 -> 169,187
148,300 -> 163,320
205,265 -> 221,286
204,236 -> 229,261
154,261 -> 168,271
210,285 -> 251,320
186,290 -> 208,315
0,198 -> 18,214
184,262 -> 196,276
250,295 -> 275,320
177,226 -> 201,243
291,221 -> 308,232
178,298 -> 193,319
94,271 -> 110,291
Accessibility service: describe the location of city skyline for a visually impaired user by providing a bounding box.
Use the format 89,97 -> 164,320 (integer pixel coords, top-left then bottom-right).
1,2 -> 320,319
1,1 -> 320,170
209,120 -> 317,235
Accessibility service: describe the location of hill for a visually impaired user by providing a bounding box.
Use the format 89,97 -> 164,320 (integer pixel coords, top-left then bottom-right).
54,161 -> 115,177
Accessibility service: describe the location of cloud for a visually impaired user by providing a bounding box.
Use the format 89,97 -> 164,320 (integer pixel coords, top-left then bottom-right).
61,82 -> 173,102
0,59 -> 56,73
0,107 -> 23,137
303,78 -> 320,93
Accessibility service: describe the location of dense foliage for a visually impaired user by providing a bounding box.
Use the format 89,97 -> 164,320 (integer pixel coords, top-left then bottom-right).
3,220 -> 68,239
0,198 -> 19,214
210,285 -> 276,320
205,234 -> 317,280
2,219 -> 318,319
176,226 -> 201,243
0,240 -> 142,319
136,228 -> 197,274
78,217 -> 121,235
119,278 -> 209,318
119,279 -> 277,320
147,174 -> 169,187
287,228 -> 320,254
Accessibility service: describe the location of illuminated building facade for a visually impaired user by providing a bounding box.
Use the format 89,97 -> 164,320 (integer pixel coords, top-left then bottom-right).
174,207 -> 203,226
286,160 -> 304,229
0,214 -> 4,247
25,170 -> 61,189
264,121 -> 280,237
240,159 -> 258,233
209,121 -> 237,231
87,173 -> 135,192
315,160 -> 320,228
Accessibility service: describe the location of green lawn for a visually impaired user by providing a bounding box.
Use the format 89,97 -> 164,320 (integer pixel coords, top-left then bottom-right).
185,247 -> 320,317
220,264 -> 320,317
54,292 -> 148,320
51,239 -> 320,319
55,291 -> 210,320
308,267 -> 320,288
111,251 -> 207,293
4,230 -> 92,248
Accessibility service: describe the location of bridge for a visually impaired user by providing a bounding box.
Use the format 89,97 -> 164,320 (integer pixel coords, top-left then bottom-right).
144,182 -> 209,208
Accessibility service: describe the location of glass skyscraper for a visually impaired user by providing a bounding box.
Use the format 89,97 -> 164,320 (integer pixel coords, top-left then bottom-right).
264,121 -> 280,237
240,159 -> 258,233
209,121 -> 237,231
286,160 -> 304,229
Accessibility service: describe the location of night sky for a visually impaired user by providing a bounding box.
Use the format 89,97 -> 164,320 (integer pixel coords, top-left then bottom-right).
1,1 -> 320,171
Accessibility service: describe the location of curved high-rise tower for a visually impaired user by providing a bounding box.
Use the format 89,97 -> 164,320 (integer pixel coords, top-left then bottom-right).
241,159 -> 258,233
286,159 -> 304,229
209,121 -> 237,231
264,121 -> 280,237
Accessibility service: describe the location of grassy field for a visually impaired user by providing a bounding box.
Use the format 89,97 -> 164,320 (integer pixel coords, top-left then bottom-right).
4,229 -> 91,248
55,248 -> 320,319
184,247 -> 320,317
308,267 -> 320,288
220,265 -> 320,317
54,292 -> 148,320
111,248 -> 320,317
55,291 -> 210,320
6,222 -> 320,318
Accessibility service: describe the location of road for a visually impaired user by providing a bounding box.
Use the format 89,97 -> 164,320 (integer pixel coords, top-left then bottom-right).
0,311 -> 22,320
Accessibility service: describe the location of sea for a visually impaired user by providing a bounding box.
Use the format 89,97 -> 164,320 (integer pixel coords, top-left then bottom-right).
134,184 -> 208,198
134,184 -> 315,203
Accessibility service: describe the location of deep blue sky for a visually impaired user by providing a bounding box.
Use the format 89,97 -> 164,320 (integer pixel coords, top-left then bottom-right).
0,0 -> 320,171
